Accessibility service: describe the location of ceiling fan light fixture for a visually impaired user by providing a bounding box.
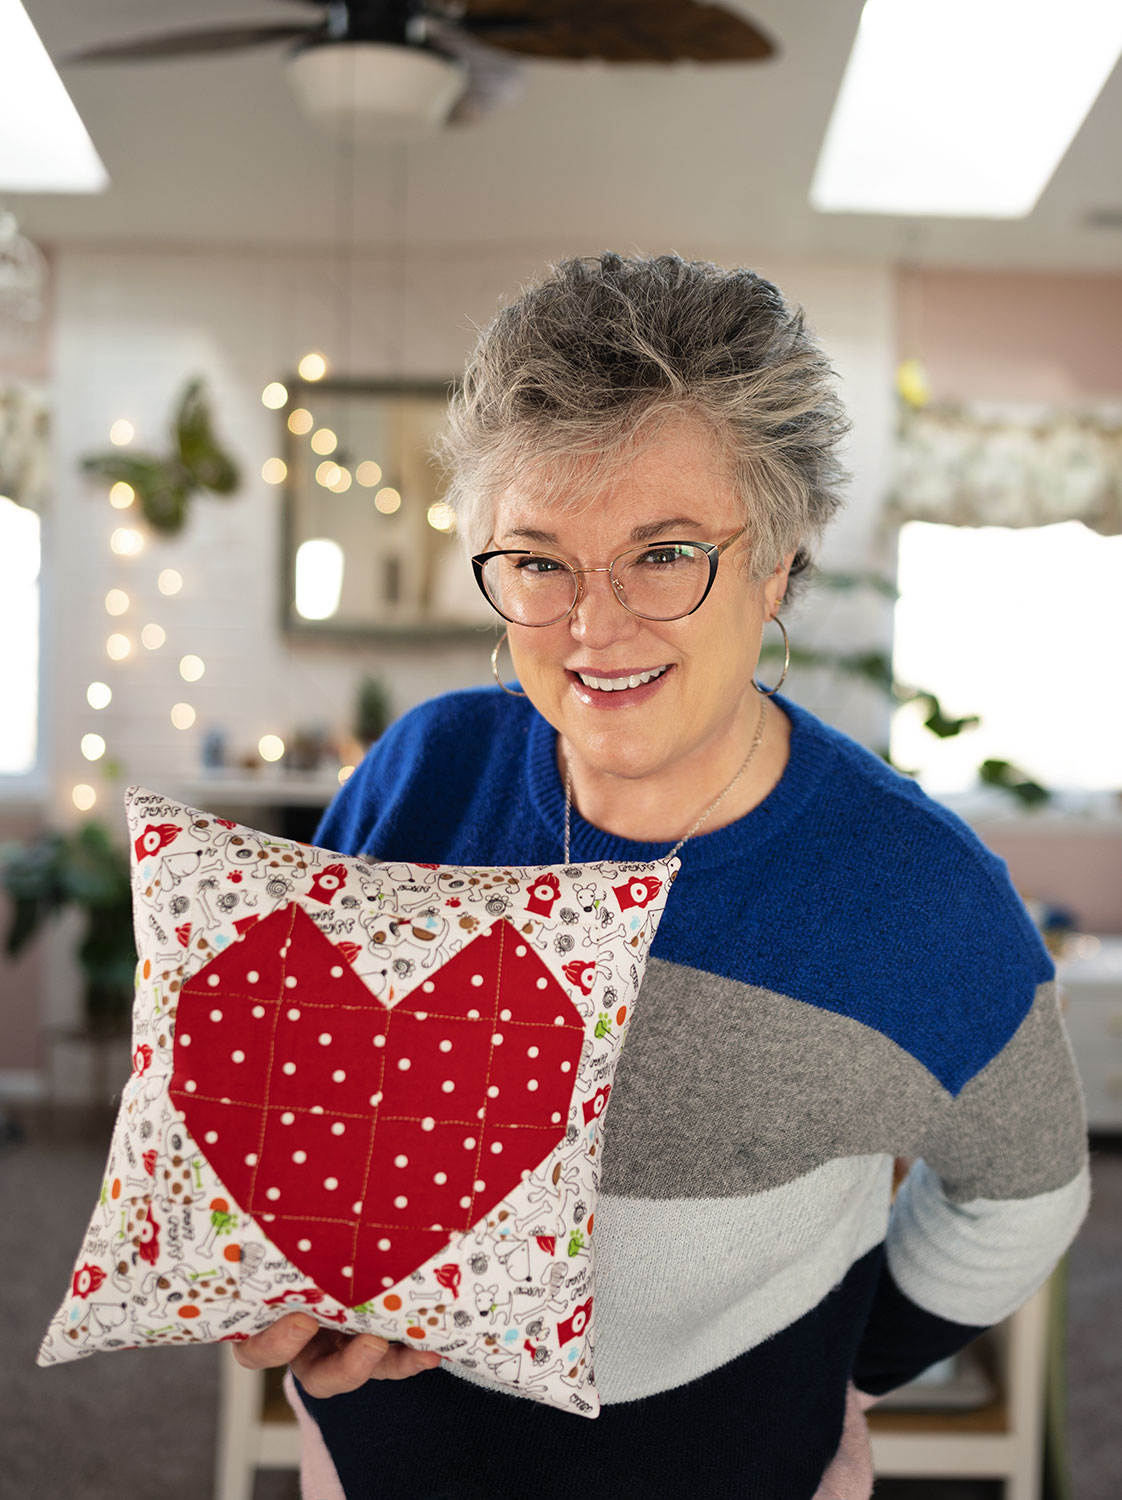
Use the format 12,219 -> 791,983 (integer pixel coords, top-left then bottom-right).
287,41 -> 467,142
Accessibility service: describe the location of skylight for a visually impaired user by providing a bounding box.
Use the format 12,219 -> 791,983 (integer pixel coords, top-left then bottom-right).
810,0 -> 1122,218
0,0 -> 108,192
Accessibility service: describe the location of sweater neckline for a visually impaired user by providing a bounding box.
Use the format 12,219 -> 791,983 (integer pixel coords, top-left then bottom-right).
524,694 -> 837,870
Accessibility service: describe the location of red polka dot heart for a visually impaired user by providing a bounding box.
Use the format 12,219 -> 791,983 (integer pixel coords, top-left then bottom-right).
170,908 -> 584,1307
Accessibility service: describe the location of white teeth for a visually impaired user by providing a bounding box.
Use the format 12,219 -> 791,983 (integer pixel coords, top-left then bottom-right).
577,665 -> 669,692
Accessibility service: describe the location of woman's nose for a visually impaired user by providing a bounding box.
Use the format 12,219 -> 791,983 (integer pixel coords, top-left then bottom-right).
568,568 -> 638,646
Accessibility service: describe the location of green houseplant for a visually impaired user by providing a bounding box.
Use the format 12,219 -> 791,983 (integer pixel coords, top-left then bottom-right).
1,820 -> 136,1036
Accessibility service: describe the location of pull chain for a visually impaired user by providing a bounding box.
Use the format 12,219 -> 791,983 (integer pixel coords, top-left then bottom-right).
563,696 -> 769,863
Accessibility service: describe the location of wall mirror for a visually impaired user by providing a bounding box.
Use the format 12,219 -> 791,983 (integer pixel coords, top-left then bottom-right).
281,379 -> 495,638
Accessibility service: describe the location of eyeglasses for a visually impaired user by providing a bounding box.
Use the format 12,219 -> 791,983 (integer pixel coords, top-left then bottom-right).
471,525 -> 747,628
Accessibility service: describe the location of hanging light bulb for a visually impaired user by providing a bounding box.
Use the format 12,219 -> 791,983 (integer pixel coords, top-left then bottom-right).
262,457 -> 287,484
86,682 -> 112,709
109,482 -> 135,509
261,381 -> 288,409
72,784 -> 96,811
157,569 -> 183,596
109,419 -> 134,446
288,408 -> 314,435
298,352 -> 328,382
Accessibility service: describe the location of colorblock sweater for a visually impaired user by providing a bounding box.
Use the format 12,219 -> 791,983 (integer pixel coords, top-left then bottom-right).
296,687 -> 1089,1500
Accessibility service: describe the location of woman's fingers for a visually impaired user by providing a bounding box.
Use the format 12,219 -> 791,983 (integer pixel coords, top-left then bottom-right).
230,1311 -> 441,1396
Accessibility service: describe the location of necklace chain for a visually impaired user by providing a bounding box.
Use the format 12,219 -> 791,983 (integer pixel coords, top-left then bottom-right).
563,696 -> 769,863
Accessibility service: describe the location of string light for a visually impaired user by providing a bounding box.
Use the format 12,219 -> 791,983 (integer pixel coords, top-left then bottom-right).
258,734 -> 285,762
157,569 -> 183,596
261,381 -> 288,410
329,467 -> 353,494
86,682 -> 112,709
110,528 -> 144,557
179,654 -> 205,683
426,501 -> 456,533
109,419 -> 135,446
287,408 -> 314,435
141,623 -> 165,650
315,460 -> 342,488
356,461 -> 382,487
72,784 -> 96,811
106,634 -> 131,661
374,487 -> 401,515
310,427 -> 338,455
81,733 -> 106,761
262,457 -> 287,484
109,482 -> 135,509
104,589 -> 129,616
171,703 -> 196,730
297,353 -> 328,382
338,765 -> 355,784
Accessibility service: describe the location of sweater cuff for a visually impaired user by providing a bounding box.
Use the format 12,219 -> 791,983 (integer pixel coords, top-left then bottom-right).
852,1259 -> 988,1397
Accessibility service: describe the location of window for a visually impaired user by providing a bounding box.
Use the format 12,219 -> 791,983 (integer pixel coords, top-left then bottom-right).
891,520 -> 1122,792
0,495 -> 40,775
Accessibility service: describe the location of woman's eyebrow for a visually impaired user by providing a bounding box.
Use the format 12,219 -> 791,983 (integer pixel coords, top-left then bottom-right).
500,516 -> 702,547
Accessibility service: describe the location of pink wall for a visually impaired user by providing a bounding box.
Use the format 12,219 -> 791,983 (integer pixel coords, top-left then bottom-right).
977,823 -> 1122,936
897,268 -> 1122,403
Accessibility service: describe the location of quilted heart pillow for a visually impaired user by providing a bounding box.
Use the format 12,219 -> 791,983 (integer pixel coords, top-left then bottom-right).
38,785 -> 676,1418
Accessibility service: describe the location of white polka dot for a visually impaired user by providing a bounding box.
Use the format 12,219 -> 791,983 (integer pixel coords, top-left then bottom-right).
441,1080 -> 455,1093
492,1032 -> 504,1046
471,974 -> 484,987
281,1112 -> 295,1124
311,1105 -> 324,1115
500,1008 -> 512,1022
252,1005 -> 265,1019
297,1238 -> 312,1252
377,1237 -> 391,1251
414,1011 -> 428,1021
244,1153 -> 258,1166
434,1171 -> 447,1185
205,1131 -> 218,1144
220,1096 -> 231,1105
467,1008 -> 480,1021
515,945 -> 527,957
476,1106 -> 486,1121
421,1116 -> 435,1131
553,1016 -> 565,1026
352,1201 -> 363,1214
209,1009 -> 223,1023
324,1177 -> 338,1191
394,1154 -> 408,1168
422,981 -> 435,993
342,1264 -> 353,1277
231,1049 -> 245,1064
561,1060 -> 572,1073
490,1141 -> 503,1154
439,1040 -> 452,1053
330,965 -> 343,978
184,1079 -> 197,1091
284,976 -> 298,989
381,1276 -> 394,1287
536,978 -> 548,990
207,975 -> 220,988
318,1032 -> 332,1046
292,1150 -> 307,1164
474,1179 -> 486,1192
393,1194 -> 408,1209
520,1169 -> 532,1181
370,1092 -> 383,1107
283,1062 -> 296,1075
331,1122 -> 345,1136
463,1136 -> 476,1150
262,1213 -> 276,1223
551,1112 -> 562,1124
527,1045 -> 539,1059
247,970 -> 260,984
332,1069 -> 346,1083
396,1057 -> 411,1072
179,1035 -> 192,1048
486,1085 -> 500,1098
373,1034 -> 386,1049
286,1007 -> 300,1020
459,1195 -> 472,1209
527,1079 -> 539,1091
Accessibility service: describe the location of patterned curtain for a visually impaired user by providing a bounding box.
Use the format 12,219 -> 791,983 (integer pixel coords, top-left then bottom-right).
888,403 -> 1122,534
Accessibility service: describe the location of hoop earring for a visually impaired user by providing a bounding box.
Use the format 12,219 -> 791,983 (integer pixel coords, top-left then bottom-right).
490,629 -> 527,698
753,615 -> 790,697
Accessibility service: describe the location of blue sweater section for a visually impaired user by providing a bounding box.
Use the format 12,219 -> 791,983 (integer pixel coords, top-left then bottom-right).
315,688 -> 1052,1097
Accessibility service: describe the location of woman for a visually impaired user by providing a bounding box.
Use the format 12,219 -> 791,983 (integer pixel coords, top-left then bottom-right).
236,253 -> 1089,1499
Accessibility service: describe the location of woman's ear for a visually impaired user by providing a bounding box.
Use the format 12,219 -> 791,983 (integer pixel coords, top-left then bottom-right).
765,551 -> 796,618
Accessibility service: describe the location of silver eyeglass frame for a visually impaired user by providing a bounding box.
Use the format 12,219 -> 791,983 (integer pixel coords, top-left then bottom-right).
470,524 -> 747,627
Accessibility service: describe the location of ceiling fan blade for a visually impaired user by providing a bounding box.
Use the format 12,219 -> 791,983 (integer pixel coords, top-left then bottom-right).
454,0 -> 775,63
56,24 -> 320,66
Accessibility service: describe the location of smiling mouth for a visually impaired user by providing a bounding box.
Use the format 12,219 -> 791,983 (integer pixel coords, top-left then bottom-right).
574,665 -> 671,692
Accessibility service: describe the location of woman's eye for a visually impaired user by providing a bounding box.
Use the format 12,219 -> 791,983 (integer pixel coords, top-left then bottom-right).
637,545 -> 693,568
514,556 -> 563,576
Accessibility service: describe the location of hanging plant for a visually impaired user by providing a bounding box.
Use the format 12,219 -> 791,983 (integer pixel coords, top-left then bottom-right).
80,378 -> 240,534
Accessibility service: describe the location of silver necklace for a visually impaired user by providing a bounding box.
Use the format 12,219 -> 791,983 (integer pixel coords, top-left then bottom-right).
563,696 -> 769,863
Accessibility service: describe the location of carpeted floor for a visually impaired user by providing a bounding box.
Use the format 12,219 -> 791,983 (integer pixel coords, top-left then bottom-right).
2,1108 -> 1117,1500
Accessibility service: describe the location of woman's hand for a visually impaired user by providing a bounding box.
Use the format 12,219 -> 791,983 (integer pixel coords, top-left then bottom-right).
232,1312 -> 441,1397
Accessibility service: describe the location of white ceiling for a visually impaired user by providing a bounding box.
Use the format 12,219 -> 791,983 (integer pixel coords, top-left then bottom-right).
11,0 -> 1122,269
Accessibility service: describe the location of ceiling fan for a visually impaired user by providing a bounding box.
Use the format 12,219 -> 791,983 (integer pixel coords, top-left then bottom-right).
57,0 -> 777,138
